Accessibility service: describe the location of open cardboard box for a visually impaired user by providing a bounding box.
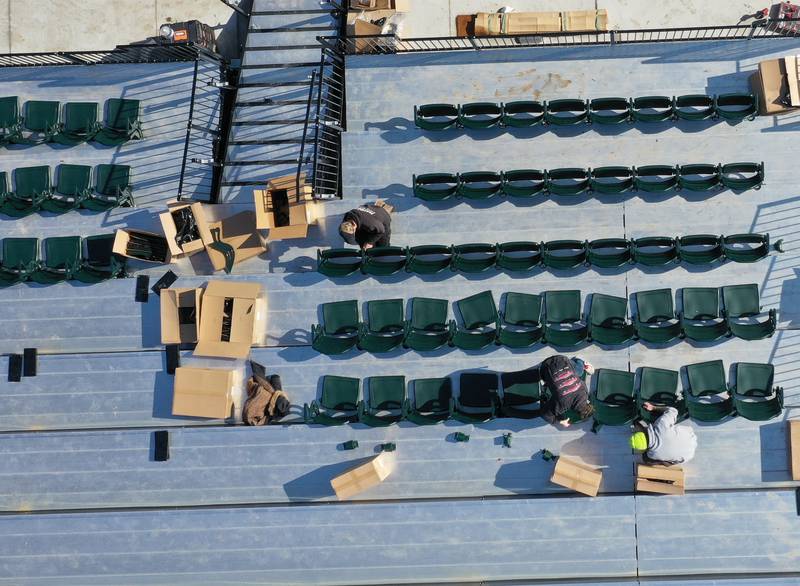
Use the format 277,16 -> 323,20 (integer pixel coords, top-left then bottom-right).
206,211 -> 266,273
160,288 -> 202,344
550,456 -> 602,497
112,229 -> 171,264
254,173 -> 319,240
331,452 -> 395,500
159,200 -> 213,258
752,58 -> 794,115
172,366 -> 240,418
194,280 -> 266,359
635,464 -> 685,495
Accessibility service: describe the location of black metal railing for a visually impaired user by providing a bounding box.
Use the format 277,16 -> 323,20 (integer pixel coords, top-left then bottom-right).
0,42 -> 219,68
310,41 -> 346,199
176,50 -> 233,203
330,18 -> 800,55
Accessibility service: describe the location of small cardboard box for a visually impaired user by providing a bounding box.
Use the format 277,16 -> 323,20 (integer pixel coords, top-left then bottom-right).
172,366 -> 235,418
331,453 -> 394,500
254,173 -> 319,240
550,456 -> 602,497
160,288 -> 202,344
475,12 -> 562,36
789,420 -> 800,481
785,55 -> 800,106
112,229 -> 171,264
754,58 -> 793,115
562,9 -> 609,32
636,464 -> 685,495
206,211 -> 266,273
194,281 -> 265,359
159,200 -> 213,258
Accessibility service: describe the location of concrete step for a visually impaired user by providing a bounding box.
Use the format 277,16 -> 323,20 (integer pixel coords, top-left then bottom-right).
236,84 -> 312,103
243,47 -> 323,67
233,101 -> 310,121
246,30 -> 333,47
249,12 -> 335,29
227,142 -> 305,163
252,0 -> 337,11
238,65 -> 317,85
229,122 -> 307,142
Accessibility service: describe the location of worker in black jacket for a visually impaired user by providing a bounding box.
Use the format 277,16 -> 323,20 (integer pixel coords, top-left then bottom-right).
338,200 -> 394,250
538,354 -> 595,427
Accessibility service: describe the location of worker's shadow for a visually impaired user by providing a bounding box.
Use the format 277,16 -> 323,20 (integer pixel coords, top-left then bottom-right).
363,117 -> 419,144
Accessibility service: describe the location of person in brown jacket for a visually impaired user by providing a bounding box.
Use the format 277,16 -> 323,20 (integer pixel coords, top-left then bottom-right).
243,373 -> 290,426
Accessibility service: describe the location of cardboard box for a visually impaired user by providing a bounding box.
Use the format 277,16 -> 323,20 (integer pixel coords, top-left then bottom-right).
194,281 -> 265,359
206,211 -> 266,273
456,14 -> 476,37
159,200 -> 213,258
160,288 -> 202,344
331,453 -> 394,500
112,229 -> 171,264
474,12 -> 561,36
785,55 -> 800,106
789,420 -> 800,481
172,366 -> 235,418
350,0 -> 408,11
254,173 -> 319,240
636,464 -> 685,495
562,9 -> 609,32
550,456 -> 602,497
754,59 -> 793,115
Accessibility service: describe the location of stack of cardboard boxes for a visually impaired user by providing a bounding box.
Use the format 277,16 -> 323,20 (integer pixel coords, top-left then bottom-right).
347,0 -> 410,53
458,9 -> 609,37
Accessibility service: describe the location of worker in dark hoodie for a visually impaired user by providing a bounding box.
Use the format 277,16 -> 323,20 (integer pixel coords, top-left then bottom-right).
338,200 -> 394,250
538,354 -> 595,428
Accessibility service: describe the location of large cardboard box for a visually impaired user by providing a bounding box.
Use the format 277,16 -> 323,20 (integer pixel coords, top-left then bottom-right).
160,288 -> 202,344
206,211 -> 266,273
550,456 -> 602,497
562,9 -> 609,32
474,12 -> 562,36
636,464 -> 685,495
112,229 -> 171,264
172,366 -> 235,418
753,58 -> 793,115
789,420 -> 800,481
331,453 -> 394,500
254,173 -> 319,240
159,200 -> 213,258
785,55 -> 800,107
194,281 -> 265,359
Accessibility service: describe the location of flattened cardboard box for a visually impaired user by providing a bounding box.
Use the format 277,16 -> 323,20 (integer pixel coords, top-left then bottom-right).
550,456 -> 602,497
562,9 -> 609,32
254,173 -> 319,239
475,12 -> 561,36
159,200 -> 214,258
160,287 -> 202,344
753,58 -> 792,115
112,228 -> 171,264
172,366 -> 235,418
194,280 -> 265,359
636,464 -> 685,495
789,420 -> 800,481
331,452 -> 394,500
206,211 -> 266,272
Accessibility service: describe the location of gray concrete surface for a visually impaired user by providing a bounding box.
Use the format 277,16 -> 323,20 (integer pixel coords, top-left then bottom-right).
0,0 -> 245,58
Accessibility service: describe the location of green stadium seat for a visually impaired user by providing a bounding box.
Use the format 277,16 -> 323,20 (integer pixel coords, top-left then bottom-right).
358,299 -> 405,353
634,165 -> 680,192
675,94 -> 716,120
403,377 -> 452,425
406,244 -> 452,274
497,292 -> 543,348
545,98 -> 589,125
543,289 -> 588,347
680,287 -> 728,341
359,376 -> 406,426
589,97 -> 631,124
547,167 -> 590,196
496,241 -> 542,272
404,297 -> 452,351
678,163 -> 721,191
501,169 -> 547,198
3,166 -> 52,217
591,369 -> 637,427
361,246 -> 408,276
311,300 -> 360,355
73,234 -> 127,283
452,372 -> 498,423
451,243 -> 497,273
500,368 -> 541,418
587,238 -> 633,268
95,98 -> 143,145
458,102 -> 502,129
413,173 -> 459,201
631,236 -> 678,266
588,293 -> 635,345
720,162 -> 764,191
722,233 -> 770,263
54,102 -> 100,145
637,367 -> 686,423
722,284 -> 776,340
304,375 -> 360,425
317,248 -> 363,277
0,96 -> 22,144
41,164 -> 92,214
590,166 -> 635,194
30,236 -> 82,284
542,239 -> 588,269
83,164 -> 133,211
731,362 -> 783,421
451,290 -> 498,350
685,360 -> 734,422
501,100 -> 545,127
458,171 -> 503,199
677,234 -> 723,264
414,103 -> 459,130
715,93 -> 757,121
634,288 -> 681,344
631,96 -> 675,122
20,100 -> 60,143
0,237 -> 40,286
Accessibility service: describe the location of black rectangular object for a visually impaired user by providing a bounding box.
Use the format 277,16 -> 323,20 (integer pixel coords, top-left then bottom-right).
8,354 -> 22,382
135,275 -> 150,303
178,306 -> 196,325
151,270 -> 178,296
272,189 -> 291,227
164,20 -> 217,51
23,348 -> 37,377
166,344 -> 180,375
154,430 -> 170,462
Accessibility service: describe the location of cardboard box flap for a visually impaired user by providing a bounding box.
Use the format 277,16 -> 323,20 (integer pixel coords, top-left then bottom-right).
636,478 -> 685,495
205,280 -> 262,300
637,464 -> 685,485
206,211 -> 266,272
160,288 -> 202,344
331,453 -> 394,500
551,456 -> 602,497
172,366 -> 235,418
789,420 -> 800,481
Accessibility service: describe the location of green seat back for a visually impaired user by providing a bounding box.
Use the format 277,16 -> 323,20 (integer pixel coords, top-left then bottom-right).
414,103 -> 458,130
317,248 -> 362,277
62,102 -> 99,133
497,241 -> 542,271
454,372 -> 497,422
361,376 -> 406,426
592,368 -> 636,426
458,102 -> 502,129
42,236 -> 81,271
452,242 -> 497,273
407,244 -> 452,274
632,236 -> 677,266
406,377 -> 451,424
686,360 -> 727,397
722,233 -> 769,263
634,288 -> 680,344
413,173 -> 459,201
95,164 -> 131,197
678,234 -> 723,264
320,375 -> 360,410
542,239 -> 587,269
733,362 -> 781,420
457,171 -> 502,199
675,94 -> 715,120
503,292 -> 542,327
321,300 -> 359,335
545,289 -> 582,323
547,167 -> 590,196
456,290 -> 497,329
500,368 -> 541,417
545,98 -> 589,125
2,237 -> 39,271
631,96 -> 674,122
634,165 -> 679,192
637,367 -> 684,422
588,238 -> 632,267
681,287 -> 720,320
590,166 -> 634,194
589,97 -> 631,124
501,100 -> 544,127
715,93 -> 756,121
410,297 -> 448,330
56,164 -> 92,197
84,234 -> 116,267
722,283 -> 775,340
105,98 -> 140,131
720,162 -> 764,191
0,96 -> 20,128
589,293 -> 634,345
365,298 -> 404,333
0,171 -> 9,198
24,100 -> 60,132
14,166 -> 51,198
501,169 -> 546,198
678,163 -> 721,191
362,246 -> 407,276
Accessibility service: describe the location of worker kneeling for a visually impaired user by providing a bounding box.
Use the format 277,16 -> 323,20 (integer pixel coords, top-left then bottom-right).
630,403 -> 697,465
339,200 -> 394,250
539,354 -> 595,428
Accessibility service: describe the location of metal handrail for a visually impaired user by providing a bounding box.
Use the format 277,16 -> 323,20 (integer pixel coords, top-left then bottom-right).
0,42 -> 225,67
297,69 -> 318,201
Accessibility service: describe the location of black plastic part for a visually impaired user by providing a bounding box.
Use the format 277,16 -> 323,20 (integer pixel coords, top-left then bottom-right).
166,344 -> 180,375
151,270 -> 178,296
135,275 -> 150,302
8,354 -> 22,382
154,430 -> 170,462
23,348 -> 37,377
249,360 -> 267,379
